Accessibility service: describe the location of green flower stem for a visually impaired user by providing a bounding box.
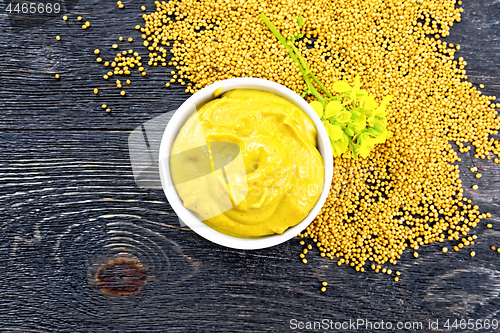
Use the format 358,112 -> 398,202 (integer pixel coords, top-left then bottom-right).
260,13 -> 332,103
289,43 -> 333,99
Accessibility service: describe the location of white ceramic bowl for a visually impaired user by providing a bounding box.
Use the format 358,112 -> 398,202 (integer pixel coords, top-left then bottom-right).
159,78 -> 333,250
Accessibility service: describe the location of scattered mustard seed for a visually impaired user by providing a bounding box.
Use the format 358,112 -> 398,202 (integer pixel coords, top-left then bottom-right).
165,83 -> 170,87
55,74 -> 60,79
472,185 -> 478,190
94,88 -> 98,94
413,252 -> 419,258
470,166 -> 478,172
82,25 -> 87,30
141,5 -> 146,11
77,16 -> 82,21
302,259 -> 307,264
126,79 -> 131,84
470,251 -> 476,257
396,271 -> 401,276
63,15 -> 68,21
102,104 -> 107,109
119,36 -> 123,41
480,84 -> 485,89
85,21 -> 90,27
442,247 -> 448,253
128,38 -> 133,42
112,44 -> 118,49
94,49 -> 100,55
321,287 -> 326,292
106,108 -> 111,113
96,58 -> 102,63
491,246 -> 496,251
56,35 -> 61,41
476,173 -> 482,178
394,277 -> 399,282
497,248 -> 500,253
487,224 -> 492,228
135,25 -> 141,30
322,281 -> 328,287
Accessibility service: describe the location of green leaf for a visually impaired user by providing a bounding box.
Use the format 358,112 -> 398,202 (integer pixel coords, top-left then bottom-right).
297,15 -> 304,28
324,101 -> 342,118
331,81 -> 352,93
291,33 -> 304,42
309,101 -> 323,118
326,122 -> 344,141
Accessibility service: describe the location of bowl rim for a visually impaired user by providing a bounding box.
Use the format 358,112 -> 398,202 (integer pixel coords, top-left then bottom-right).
159,77 -> 333,250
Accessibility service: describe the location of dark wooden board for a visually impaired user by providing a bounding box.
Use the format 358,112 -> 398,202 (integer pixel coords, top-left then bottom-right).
1,0 -> 500,332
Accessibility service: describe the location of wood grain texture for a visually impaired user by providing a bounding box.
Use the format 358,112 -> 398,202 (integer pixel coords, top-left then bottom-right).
1,0 -> 500,332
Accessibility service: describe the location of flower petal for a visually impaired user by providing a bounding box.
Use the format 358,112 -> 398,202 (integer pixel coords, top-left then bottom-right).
326,123 -> 344,141
324,101 -> 343,118
309,100 -> 324,118
331,81 -> 352,93
363,95 -> 378,111
336,110 -> 352,123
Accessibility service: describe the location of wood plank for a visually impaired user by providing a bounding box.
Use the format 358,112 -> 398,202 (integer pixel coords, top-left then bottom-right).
0,0 -> 498,130
1,130 -> 500,331
1,0 -> 500,331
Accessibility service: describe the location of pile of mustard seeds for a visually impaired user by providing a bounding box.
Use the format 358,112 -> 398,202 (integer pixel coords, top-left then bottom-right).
137,0 -> 499,272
